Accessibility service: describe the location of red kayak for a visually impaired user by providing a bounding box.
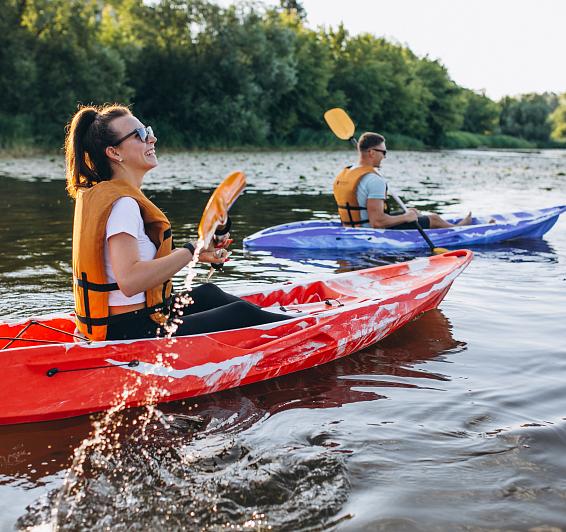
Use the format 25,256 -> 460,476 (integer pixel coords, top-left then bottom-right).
0,250 -> 472,425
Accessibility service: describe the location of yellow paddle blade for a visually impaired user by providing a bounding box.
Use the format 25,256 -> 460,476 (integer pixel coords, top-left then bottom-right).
433,247 -> 450,255
198,171 -> 246,246
324,108 -> 355,140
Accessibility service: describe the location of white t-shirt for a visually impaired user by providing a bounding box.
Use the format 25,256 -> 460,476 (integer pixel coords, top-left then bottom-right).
104,196 -> 157,306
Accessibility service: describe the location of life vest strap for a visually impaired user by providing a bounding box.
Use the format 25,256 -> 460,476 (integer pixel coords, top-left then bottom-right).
337,204 -> 365,211
342,220 -> 369,227
75,314 -> 112,327
337,203 -> 369,226
75,301 -> 171,328
75,277 -> 119,292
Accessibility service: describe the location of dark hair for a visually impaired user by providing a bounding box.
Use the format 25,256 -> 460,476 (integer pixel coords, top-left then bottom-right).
358,132 -> 385,151
64,104 -> 132,198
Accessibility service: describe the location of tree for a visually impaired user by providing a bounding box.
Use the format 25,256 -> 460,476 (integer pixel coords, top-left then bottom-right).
279,0 -> 306,20
461,89 -> 500,134
415,58 -> 462,146
266,14 -> 338,141
550,93 -> 566,141
499,93 -> 558,143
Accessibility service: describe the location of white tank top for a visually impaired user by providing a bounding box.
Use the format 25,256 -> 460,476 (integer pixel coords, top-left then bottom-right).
104,197 -> 157,306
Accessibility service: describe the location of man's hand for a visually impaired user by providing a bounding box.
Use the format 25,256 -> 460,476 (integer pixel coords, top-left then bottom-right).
404,208 -> 419,222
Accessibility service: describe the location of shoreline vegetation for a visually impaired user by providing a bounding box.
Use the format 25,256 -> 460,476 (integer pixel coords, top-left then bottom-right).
2,0 -> 566,154
1,131 -> 563,159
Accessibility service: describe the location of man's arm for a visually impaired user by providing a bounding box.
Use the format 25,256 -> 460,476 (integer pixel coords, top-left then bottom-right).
367,198 -> 419,228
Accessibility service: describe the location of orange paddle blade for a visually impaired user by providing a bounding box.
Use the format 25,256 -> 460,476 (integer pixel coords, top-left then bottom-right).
324,108 -> 356,140
198,171 -> 246,245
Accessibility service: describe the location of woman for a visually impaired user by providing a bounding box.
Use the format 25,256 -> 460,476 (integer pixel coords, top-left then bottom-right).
66,104 -> 288,342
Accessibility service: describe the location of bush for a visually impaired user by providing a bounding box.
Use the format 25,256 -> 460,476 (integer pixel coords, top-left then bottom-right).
0,113 -> 35,149
382,132 -> 425,150
486,134 -> 535,149
443,131 -> 482,149
444,131 -> 535,149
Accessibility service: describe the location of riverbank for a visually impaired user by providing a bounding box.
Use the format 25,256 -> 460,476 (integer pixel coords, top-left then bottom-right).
1,132 -> 564,159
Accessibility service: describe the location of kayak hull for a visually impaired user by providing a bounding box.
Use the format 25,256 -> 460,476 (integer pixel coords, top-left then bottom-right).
243,206 -> 566,251
0,250 -> 472,425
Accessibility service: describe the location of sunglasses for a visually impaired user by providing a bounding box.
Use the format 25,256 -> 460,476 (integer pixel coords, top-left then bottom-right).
369,147 -> 387,157
112,126 -> 154,147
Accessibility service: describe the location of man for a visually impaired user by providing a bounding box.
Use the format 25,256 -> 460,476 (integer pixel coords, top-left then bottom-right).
333,132 -> 472,229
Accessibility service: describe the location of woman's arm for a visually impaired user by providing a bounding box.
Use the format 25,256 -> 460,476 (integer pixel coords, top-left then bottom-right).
108,233 -> 225,297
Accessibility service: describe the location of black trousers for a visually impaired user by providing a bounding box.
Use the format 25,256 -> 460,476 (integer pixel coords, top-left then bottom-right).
106,283 -> 290,341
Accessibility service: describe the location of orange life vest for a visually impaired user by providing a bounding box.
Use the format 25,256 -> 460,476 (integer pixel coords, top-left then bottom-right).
333,166 -> 388,227
72,179 -> 173,341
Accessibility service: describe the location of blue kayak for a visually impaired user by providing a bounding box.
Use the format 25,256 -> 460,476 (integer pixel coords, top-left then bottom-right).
244,206 -> 566,251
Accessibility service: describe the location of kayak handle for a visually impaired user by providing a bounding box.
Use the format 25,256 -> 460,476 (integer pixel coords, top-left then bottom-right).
46,359 -> 140,377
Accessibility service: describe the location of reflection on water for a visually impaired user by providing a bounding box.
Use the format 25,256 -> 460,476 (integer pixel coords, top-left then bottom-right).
1,149 -> 566,530
472,237 -> 559,263
8,310 -> 462,530
0,310 -> 459,479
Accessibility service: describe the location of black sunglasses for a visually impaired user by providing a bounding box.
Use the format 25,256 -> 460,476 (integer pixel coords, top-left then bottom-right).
369,147 -> 387,157
112,126 -> 154,147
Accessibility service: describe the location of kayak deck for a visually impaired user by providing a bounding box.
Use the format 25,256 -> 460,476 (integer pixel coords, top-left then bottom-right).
243,205 -> 566,250
0,250 -> 473,425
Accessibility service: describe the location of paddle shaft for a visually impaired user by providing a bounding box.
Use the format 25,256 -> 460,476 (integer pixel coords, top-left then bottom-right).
389,192 -> 437,252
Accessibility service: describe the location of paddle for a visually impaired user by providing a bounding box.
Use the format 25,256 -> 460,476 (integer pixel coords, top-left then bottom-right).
198,170 -> 246,245
197,171 -> 246,277
323,107 -> 447,255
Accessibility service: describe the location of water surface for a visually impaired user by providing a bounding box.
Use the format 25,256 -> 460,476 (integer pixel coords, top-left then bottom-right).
0,149 -> 565,530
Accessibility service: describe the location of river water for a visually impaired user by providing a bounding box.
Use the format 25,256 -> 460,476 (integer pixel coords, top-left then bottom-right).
0,149 -> 565,530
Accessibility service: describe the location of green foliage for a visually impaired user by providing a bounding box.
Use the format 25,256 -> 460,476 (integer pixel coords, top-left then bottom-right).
268,16 -> 337,142
499,93 -> 558,143
381,132 -> 425,150
0,113 -> 35,149
415,59 -> 463,147
444,131 -> 535,149
279,0 -> 306,20
461,89 -> 500,134
0,0 -> 560,151
550,93 -> 566,141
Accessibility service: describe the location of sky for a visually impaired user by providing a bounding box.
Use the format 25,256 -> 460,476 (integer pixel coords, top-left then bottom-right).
214,0 -> 566,101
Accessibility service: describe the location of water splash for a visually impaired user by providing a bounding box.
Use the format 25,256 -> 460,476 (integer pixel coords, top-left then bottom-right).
17,406 -> 351,530
158,238 -> 206,338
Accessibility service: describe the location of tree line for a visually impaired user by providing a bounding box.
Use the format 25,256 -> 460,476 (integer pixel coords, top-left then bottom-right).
1,0 -> 565,151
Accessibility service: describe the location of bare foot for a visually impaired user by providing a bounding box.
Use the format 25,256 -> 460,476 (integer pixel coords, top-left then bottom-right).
456,211 -> 473,226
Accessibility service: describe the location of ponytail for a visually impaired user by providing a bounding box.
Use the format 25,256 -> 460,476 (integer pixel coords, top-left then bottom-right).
64,104 -> 131,199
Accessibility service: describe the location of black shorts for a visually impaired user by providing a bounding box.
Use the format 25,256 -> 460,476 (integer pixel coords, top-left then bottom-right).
388,215 -> 431,230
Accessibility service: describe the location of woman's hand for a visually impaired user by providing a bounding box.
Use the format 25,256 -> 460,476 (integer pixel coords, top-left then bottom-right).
198,241 -> 230,265
213,233 -> 232,248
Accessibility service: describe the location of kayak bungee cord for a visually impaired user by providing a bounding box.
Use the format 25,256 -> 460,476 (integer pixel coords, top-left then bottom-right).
0,320 -> 90,350
278,298 -> 345,313
46,360 -> 140,378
